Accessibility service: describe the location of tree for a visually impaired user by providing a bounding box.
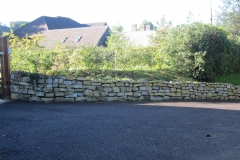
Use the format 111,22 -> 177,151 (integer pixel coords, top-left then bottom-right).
216,0 -> 240,37
10,21 -> 29,31
0,22 -> 10,32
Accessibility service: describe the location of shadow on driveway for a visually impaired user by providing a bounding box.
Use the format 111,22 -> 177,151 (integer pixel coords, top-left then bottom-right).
0,100 -> 240,160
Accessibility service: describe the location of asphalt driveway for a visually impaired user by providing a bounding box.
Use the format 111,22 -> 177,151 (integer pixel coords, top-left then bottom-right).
0,100 -> 240,160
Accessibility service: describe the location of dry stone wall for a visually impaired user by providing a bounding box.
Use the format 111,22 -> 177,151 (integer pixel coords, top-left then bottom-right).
10,71 -> 240,102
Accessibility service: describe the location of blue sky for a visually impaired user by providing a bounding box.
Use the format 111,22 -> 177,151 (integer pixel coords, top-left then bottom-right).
2,0 -> 222,31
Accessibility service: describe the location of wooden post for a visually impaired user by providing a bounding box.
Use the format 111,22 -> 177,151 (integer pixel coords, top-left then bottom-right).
0,32 -> 5,99
3,38 -> 10,99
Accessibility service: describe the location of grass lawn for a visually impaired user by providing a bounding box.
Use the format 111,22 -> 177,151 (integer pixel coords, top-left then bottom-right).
213,73 -> 240,85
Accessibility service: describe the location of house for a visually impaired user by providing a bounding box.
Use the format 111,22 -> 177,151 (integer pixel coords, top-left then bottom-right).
124,24 -> 155,46
14,16 -> 110,48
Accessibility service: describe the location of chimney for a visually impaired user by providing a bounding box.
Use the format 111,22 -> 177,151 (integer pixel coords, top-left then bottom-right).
146,24 -> 151,31
140,24 -> 146,31
131,24 -> 137,31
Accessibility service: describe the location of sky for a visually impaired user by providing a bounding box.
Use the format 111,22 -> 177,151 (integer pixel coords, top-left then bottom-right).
1,0 -> 222,31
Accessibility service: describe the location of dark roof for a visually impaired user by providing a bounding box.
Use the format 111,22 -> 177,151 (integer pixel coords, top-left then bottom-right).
14,16 -> 82,37
40,26 -> 110,49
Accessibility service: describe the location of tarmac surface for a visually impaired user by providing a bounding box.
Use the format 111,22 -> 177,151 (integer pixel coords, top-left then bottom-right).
0,100 -> 240,160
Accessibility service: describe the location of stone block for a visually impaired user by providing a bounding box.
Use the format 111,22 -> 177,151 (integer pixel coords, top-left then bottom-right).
46,79 -> 52,84
112,87 -> 120,93
133,92 -> 141,97
100,92 -> 108,96
182,90 -> 189,94
125,92 -> 133,96
58,79 -> 64,84
127,87 -> 133,92
83,81 -> 91,85
19,82 -> 30,86
29,96 -> 40,102
150,96 -> 164,101
98,97 -> 107,101
55,97 -> 65,102
53,79 -> 59,84
107,97 -> 118,101
155,93 -> 165,96
11,85 -> 19,92
65,93 -> 78,98
75,97 -> 86,101
117,93 -> 125,97
64,98 -> 75,102
46,93 -> 54,97
28,90 -> 36,95
59,88 -> 67,92
157,83 -> 167,87
38,79 -> 45,84
55,92 -> 64,97
164,96 -> 170,100
11,93 -> 19,100
104,87 -> 112,92
41,98 -> 54,102
93,91 -> 100,97
43,88 -> 53,93
170,88 -> 177,92
64,81 -> 72,85
142,91 -> 149,96
36,92 -> 44,97
120,87 -> 126,93
139,87 -> 146,91
83,89 -> 93,96
109,92 -> 117,97
86,96 -> 97,102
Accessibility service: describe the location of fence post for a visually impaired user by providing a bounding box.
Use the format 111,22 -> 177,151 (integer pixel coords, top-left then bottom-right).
3,38 -> 10,99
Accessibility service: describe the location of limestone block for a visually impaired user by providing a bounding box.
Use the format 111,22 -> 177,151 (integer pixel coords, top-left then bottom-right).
109,92 -> 117,97
59,84 -> 66,88
97,86 -> 104,92
29,96 -> 40,102
116,82 -> 124,87
84,86 -> 96,90
117,93 -> 125,97
111,83 -> 116,87
36,92 -> 44,97
28,90 -> 36,95
170,88 -> 177,92
132,87 -> 138,91
63,81 -> 72,85
92,83 -> 101,86
41,98 -> 54,103
164,96 -> 170,100
76,81 -> 83,85
83,89 -> 93,96
54,88 -> 60,92
157,83 -> 167,87
190,95 -> 195,99
134,84 -> 143,87
64,98 -> 75,102
55,97 -> 65,102
52,79 -> 59,84
58,79 -> 64,84
142,91 -> 149,96
102,84 -> 111,87
11,85 -> 19,92
118,97 -> 127,101
93,91 -> 100,97
112,87 -> 120,93
145,87 -> 152,91
65,93 -> 78,98
120,87 -> 127,93
43,88 -> 53,93
38,79 -> 45,84
228,92 -> 234,96
127,87 -> 133,92
86,97 -> 97,102
107,97 -> 118,101
73,84 -> 83,89
165,93 -> 176,97
229,96 -> 236,100
134,92 -> 141,97
46,93 -> 54,97
75,97 -> 86,101
19,82 -> 30,86
46,79 -> 52,84
153,86 -> 159,90
155,93 -> 165,96
136,87 -> 144,91
150,96 -> 164,101
125,83 -> 130,87
104,87 -> 112,92
98,97 -> 107,101
100,92 -> 108,96
59,88 -> 67,92
125,92 -> 133,96
177,89 -> 182,93
83,81 -> 91,85
11,93 -> 19,100
55,92 -> 64,97
182,90 -> 189,94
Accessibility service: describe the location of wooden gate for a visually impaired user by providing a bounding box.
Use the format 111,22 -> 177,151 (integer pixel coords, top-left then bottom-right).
0,32 -> 10,99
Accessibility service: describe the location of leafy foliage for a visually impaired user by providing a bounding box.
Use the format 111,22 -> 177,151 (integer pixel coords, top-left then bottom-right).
10,21 -> 29,31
